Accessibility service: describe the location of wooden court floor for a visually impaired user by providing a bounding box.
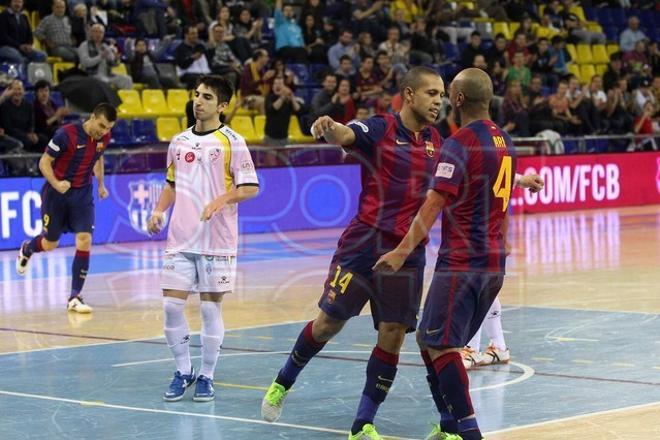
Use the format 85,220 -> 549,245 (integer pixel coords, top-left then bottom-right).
0,205 -> 658,439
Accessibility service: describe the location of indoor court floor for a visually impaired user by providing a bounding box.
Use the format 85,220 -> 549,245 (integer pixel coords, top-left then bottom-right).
0,205 -> 658,439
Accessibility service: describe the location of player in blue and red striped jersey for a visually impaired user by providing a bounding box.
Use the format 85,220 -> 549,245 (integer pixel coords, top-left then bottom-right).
374,68 -> 517,440
261,66 -> 445,439
16,103 -> 116,314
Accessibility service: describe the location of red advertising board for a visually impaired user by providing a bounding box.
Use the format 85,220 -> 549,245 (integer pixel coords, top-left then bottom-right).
511,151 -> 660,213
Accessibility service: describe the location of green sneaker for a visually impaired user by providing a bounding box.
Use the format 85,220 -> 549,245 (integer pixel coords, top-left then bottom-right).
347,423 -> 383,439
425,423 -> 463,440
261,381 -> 288,422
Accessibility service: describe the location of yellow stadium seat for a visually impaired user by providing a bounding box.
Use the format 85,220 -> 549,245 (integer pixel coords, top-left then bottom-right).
595,64 -> 607,76
566,44 -> 578,61
167,89 -> 189,116
580,64 -> 596,84
535,26 -> 559,39
132,82 -> 144,90
592,45 -> 609,64
586,21 -> 602,33
509,22 -> 520,36
288,117 -> 315,144
568,63 -> 581,79
253,115 -> 266,143
53,62 -> 75,84
111,63 -> 128,76
231,116 -> 260,144
569,6 -> 586,22
30,10 -> 39,29
492,22 -> 511,40
576,44 -> 593,65
607,43 -> 620,56
156,117 -> 181,142
538,4 -> 545,16
117,89 -> 145,118
142,89 -> 171,117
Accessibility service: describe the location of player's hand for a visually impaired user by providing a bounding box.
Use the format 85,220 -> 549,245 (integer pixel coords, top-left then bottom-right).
201,199 -> 226,221
372,250 -> 408,273
98,185 -> 109,200
54,180 -> 71,194
311,116 -> 336,140
519,174 -> 544,193
147,211 -> 165,235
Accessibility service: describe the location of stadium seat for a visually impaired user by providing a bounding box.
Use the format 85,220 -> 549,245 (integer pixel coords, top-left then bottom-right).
509,22 -> 520,36
595,64 -> 607,76
117,89 -> 146,118
52,62 -> 75,84
586,22 -> 602,33
575,44 -> 593,65
167,89 -> 189,116
142,89 -> 171,117
51,91 -> 64,107
288,117 -> 315,144
536,26 -> 559,39
492,22 -> 511,40
288,63 -> 309,85
443,43 -> 459,61
109,119 -> 132,147
111,63 -> 129,76
568,63 -> 581,80
580,64 -> 596,84
565,44 -> 578,62
569,6 -> 586,22
606,43 -> 620,56
253,115 -> 266,142
591,44 -> 609,64
27,62 -> 52,85
131,119 -> 158,144
230,116 -> 260,144
156,117 -> 181,141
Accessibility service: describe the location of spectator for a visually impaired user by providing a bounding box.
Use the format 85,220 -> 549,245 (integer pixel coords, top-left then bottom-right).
357,31 -> 376,60
487,33 -> 509,69
527,74 -> 547,110
648,42 -> 660,76
0,92 -> 27,175
33,80 -> 70,142
564,13 -> 605,45
234,8 -> 263,52
518,14 -> 536,45
501,80 -> 530,136
531,37 -> 557,87
391,8 -> 411,39
550,35 -> 571,76
175,25 -> 212,89
507,32 -> 531,65
632,101 -> 658,150
34,0 -> 77,62
133,0 -> 168,38
606,78 -> 635,135
274,0 -> 307,63
374,92 -> 392,115
506,51 -> 531,89
0,0 -> 47,64
377,27 -> 408,67
549,80 -> 581,135
301,14 -> 327,64
354,105 -> 369,121
208,24 -> 242,88
0,80 -> 40,152
375,50 -> 399,94
126,37 -> 166,89
460,31 -> 485,69
536,13 -> 560,39
334,78 -> 357,124
310,73 -> 341,118
174,0 -> 211,36
270,58 -> 299,91
634,78 -> 656,115
409,18 -> 441,65
240,49 -> 274,114
328,30 -> 360,71
623,40 -> 648,76
264,76 -> 301,146
435,105 -> 460,139
427,0 -> 477,45
336,54 -> 357,84
354,54 -> 382,105
351,0 -> 387,42
603,52 -> 624,92
300,0 -> 324,28
476,0 -> 508,22
209,6 -> 252,63
620,16 -> 647,53
70,3 -> 90,46
78,23 -> 133,90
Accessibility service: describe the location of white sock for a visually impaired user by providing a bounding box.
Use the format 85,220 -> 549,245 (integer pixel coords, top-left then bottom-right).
199,300 -> 225,379
163,296 -> 192,375
484,297 -> 506,350
467,324 -> 483,352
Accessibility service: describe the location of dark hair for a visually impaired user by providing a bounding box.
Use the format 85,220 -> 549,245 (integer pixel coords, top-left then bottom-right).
538,37 -> 549,44
399,66 -> 439,95
494,33 -> 506,40
34,80 -> 51,91
196,75 -> 234,103
253,49 -> 268,60
323,73 -> 337,82
551,35 -> 564,45
471,30 -> 481,38
340,28 -> 353,36
610,51 -> 622,61
375,50 -> 388,59
93,103 -> 117,122
183,25 -> 197,35
339,55 -> 352,63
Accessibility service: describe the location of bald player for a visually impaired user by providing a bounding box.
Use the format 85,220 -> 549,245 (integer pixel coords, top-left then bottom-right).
374,68 -> 516,440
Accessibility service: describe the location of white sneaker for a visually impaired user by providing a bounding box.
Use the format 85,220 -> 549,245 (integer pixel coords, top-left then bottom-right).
479,344 -> 510,366
461,347 -> 482,370
16,240 -> 31,276
67,296 -> 93,314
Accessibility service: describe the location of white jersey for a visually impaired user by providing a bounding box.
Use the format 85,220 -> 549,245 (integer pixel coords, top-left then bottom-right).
165,124 -> 259,255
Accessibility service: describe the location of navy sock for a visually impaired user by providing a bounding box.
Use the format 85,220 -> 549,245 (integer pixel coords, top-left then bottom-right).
433,352 -> 482,440
24,235 -> 44,257
351,347 -> 398,435
276,321 -> 326,389
70,250 -> 90,301
421,350 -> 457,433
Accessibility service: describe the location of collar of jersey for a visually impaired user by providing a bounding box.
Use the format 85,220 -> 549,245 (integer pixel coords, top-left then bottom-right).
192,124 -> 224,137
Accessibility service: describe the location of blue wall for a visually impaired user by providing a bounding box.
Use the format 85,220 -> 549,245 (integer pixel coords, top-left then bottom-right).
0,165 -> 362,251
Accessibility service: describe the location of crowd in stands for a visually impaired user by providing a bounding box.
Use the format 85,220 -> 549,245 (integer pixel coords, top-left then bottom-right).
0,0 -> 659,175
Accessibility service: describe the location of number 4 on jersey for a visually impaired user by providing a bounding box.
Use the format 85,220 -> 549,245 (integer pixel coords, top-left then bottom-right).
492,156 -> 512,211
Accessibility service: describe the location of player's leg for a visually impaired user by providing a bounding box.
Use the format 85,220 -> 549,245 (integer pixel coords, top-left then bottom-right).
480,297 -> 510,365
66,232 -> 93,313
161,253 -> 196,401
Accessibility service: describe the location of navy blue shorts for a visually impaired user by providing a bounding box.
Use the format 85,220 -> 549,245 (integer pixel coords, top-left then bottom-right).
318,220 -> 426,332
41,183 -> 95,241
419,270 -> 504,349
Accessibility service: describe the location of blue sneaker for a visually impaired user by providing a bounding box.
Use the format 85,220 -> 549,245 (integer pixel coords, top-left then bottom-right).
193,375 -> 215,402
163,368 -> 196,402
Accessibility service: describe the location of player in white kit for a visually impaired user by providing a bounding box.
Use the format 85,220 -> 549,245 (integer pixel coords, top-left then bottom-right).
147,75 -> 259,402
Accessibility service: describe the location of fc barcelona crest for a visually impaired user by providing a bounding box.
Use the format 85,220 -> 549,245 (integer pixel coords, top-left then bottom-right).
425,141 -> 435,157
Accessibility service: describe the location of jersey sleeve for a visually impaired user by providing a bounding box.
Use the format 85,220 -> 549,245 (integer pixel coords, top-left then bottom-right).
345,115 -> 387,155
230,135 -> 259,187
165,141 -> 175,185
431,137 -> 468,197
46,128 -> 69,158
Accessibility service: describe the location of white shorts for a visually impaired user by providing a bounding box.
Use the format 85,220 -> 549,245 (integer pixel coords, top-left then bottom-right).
160,252 -> 237,293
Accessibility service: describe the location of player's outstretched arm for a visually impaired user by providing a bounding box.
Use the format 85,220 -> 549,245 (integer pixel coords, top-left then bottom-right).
515,173 -> 544,193
310,116 -> 356,146
39,153 -> 70,194
147,182 -> 175,234
373,189 -> 448,273
200,185 -> 259,221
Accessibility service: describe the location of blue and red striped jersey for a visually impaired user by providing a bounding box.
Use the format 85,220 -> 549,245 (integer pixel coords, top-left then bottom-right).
46,122 -> 110,188
431,120 -> 517,273
347,113 -> 443,240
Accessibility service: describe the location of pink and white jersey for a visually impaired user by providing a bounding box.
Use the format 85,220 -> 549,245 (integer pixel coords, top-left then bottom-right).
165,124 -> 259,255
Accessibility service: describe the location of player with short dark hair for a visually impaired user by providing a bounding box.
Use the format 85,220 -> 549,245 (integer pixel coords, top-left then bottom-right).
374,67 -> 517,440
16,103 -> 117,313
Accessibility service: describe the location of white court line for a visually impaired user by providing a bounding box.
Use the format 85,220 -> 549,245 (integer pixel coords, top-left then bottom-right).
484,401 -> 660,436
0,389 -> 417,440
